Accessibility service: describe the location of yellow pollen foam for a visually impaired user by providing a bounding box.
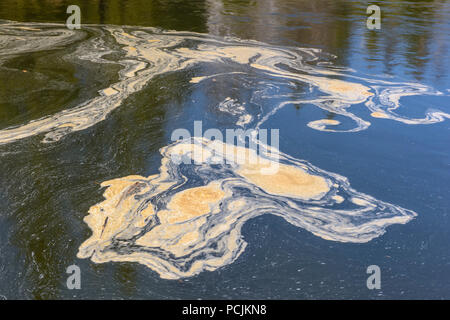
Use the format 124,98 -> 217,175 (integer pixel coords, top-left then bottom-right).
237,163 -> 329,200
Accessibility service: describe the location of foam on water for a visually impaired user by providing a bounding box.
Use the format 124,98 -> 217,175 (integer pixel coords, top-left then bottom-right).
76,138 -> 417,279
0,21 -> 448,143
1,21 -> 447,279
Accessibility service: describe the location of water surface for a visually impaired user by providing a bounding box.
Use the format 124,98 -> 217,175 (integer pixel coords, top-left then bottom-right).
0,0 -> 449,299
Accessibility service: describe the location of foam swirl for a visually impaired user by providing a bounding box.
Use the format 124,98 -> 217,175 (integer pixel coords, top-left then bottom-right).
77,138 -> 416,279
0,21 -> 448,144
1,21 -> 444,279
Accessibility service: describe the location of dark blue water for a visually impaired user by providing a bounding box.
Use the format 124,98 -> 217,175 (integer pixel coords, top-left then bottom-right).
0,0 -> 449,299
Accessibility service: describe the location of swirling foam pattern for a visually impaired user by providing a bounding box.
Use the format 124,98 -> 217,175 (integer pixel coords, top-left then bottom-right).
77,138 -> 416,279
0,21 -> 448,143
0,21 -> 446,279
